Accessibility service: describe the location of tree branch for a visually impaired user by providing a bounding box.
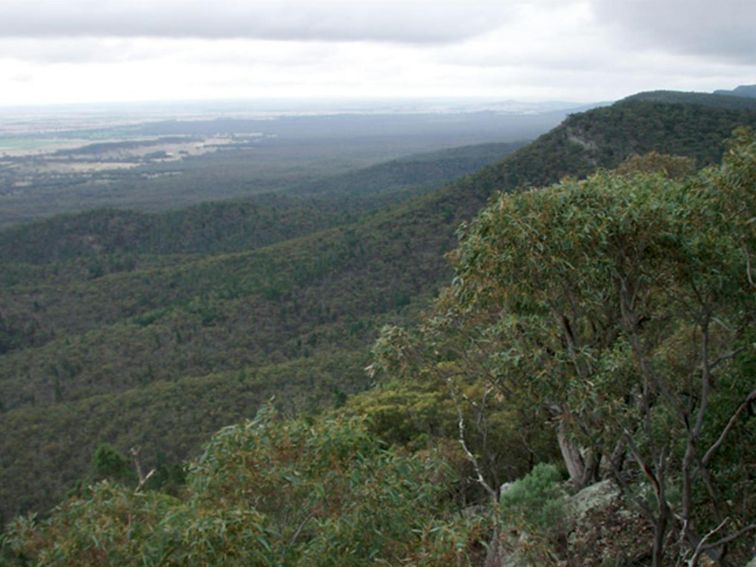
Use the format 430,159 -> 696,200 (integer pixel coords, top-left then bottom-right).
701,388 -> 755,467
686,517 -> 728,567
130,446 -> 156,493
448,378 -> 498,502
698,523 -> 756,552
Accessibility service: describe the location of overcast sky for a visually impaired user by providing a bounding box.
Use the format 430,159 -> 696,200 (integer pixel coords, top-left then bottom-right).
0,0 -> 754,106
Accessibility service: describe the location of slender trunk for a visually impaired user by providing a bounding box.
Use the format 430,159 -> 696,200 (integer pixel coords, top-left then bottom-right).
583,449 -> 601,486
557,420 -> 587,488
652,504 -> 669,567
652,449 -> 670,567
608,437 -> 627,475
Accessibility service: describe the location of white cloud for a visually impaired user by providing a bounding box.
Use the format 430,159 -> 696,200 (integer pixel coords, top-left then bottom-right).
0,0 -> 753,106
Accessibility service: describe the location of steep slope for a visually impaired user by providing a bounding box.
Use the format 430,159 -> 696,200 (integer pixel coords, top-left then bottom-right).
1,92 -> 755,522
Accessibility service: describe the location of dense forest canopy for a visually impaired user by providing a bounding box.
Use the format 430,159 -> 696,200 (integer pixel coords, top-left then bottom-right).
1,92 -> 755,566
4,125 -> 753,567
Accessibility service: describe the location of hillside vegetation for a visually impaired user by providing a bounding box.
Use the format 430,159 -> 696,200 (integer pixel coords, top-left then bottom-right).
0,141 -> 524,262
1,92 -> 755,534
3,115 -> 754,567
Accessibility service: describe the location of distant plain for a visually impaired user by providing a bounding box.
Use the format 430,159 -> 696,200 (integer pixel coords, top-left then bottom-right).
0,100 -> 587,227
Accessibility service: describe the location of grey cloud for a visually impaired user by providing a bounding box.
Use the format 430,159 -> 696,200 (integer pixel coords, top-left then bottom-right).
592,0 -> 756,63
0,1 -> 514,44
0,38 -> 156,64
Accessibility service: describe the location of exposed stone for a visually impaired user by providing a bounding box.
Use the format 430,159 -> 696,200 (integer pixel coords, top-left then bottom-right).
566,480 -> 652,566
567,479 -> 619,520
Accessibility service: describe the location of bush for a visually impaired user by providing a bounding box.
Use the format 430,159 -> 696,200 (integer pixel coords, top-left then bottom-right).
3,406 -> 474,566
500,463 -> 566,531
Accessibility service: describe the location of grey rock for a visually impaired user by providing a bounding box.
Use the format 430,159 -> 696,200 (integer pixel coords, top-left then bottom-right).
568,479 -> 619,520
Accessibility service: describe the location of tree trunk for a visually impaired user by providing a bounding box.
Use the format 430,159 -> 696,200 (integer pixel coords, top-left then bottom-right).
651,503 -> 669,567
557,420 -> 589,488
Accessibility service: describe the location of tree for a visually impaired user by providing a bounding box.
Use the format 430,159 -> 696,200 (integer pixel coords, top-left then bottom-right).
371,134 -> 755,565
91,443 -> 132,484
3,406 -> 480,566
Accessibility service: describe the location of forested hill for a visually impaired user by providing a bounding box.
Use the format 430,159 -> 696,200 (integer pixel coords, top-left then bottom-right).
1,91 -> 755,523
0,141 -> 524,264
623,89 -> 756,109
470,92 -> 756,192
287,142 -> 524,196
714,84 -> 756,98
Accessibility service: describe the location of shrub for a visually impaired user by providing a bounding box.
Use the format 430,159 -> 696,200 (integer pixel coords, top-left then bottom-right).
500,463 -> 566,531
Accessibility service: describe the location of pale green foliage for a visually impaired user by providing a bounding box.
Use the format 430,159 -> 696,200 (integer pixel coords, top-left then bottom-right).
4,483 -> 178,566
445,133 -> 753,440
365,324 -> 418,380
415,131 -> 755,561
4,405 -> 478,566
342,378 -> 555,496
342,381 -> 454,448
360,132 -> 755,563
497,464 -> 568,565
440,169 -> 688,460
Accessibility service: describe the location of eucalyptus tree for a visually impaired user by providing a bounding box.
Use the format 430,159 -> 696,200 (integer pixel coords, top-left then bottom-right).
371,130 -> 755,565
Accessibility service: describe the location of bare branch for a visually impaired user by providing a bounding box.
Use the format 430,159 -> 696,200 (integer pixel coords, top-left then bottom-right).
135,469 -> 155,493
624,429 -> 663,505
130,446 -> 155,492
686,517 -> 729,567
698,523 -> 756,552
288,512 -> 315,550
448,378 -> 498,502
701,388 -> 756,467
707,347 -> 745,372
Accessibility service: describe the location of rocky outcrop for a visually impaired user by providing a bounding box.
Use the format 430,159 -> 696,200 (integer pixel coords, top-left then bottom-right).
493,479 -> 653,566
566,480 -> 652,566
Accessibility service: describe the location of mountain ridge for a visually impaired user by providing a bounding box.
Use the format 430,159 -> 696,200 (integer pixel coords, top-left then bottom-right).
713,84 -> 756,98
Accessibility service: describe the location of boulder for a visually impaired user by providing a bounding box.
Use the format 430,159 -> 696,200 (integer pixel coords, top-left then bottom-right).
568,479 -> 619,520
566,480 -> 652,566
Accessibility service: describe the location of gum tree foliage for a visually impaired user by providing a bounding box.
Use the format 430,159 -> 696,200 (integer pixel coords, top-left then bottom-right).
370,131 -> 755,565
3,406 -> 486,566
